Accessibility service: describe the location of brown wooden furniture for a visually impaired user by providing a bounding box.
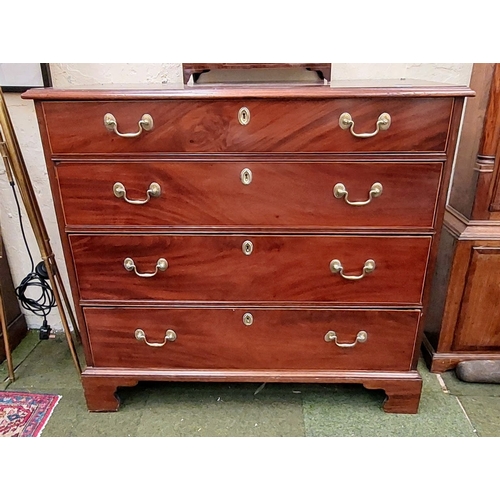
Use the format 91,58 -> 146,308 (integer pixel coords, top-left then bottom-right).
23,73 -> 472,413
0,231 -> 28,369
182,63 -> 332,84
423,63 -> 500,372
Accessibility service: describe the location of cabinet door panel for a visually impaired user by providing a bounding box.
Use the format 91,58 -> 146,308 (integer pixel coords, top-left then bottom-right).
453,247 -> 500,349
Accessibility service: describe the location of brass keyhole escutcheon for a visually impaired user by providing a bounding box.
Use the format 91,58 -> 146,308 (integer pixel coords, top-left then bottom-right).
241,168 -> 252,185
242,240 -> 253,255
243,313 -> 254,326
238,107 -> 251,125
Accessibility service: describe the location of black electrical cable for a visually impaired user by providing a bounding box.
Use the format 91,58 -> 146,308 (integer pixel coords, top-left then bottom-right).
9,180 -> 55,322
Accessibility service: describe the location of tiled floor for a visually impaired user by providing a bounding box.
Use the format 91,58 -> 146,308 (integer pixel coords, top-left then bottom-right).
2,331 -> 499,437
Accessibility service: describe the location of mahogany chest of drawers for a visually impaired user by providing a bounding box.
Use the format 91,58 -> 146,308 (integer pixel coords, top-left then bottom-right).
24,80 -> 473,413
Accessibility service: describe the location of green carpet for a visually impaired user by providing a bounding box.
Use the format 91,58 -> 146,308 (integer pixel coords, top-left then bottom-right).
2,333 -> 496,437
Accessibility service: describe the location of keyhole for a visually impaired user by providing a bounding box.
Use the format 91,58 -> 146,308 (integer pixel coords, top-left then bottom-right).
242,240 -> 253,255
238,107 -> 250,125
240,168 -> 252,185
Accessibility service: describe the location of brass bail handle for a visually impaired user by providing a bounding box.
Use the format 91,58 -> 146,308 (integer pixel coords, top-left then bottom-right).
104,112 -> 154,138
113,182 -> 161,205
124,257 -> 168,278
333,182 -> 383,206
330,259 -> 376,280
135,328 -> 177,347
339,112 -> 391,138
324,330 -> 368,347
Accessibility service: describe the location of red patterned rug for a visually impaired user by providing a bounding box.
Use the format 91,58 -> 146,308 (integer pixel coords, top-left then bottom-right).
0,391 -> 61,437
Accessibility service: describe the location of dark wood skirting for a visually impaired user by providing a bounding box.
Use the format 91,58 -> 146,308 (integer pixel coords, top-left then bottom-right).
82,367 -> 422,414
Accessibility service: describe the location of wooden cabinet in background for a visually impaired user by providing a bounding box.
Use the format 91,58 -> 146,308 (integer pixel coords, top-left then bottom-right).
0,233 -> 28,365
423,63 -> 500,372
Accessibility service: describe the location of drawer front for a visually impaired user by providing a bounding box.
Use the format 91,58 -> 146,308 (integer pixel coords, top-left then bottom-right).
58,161 -> 442,230
43,98 -> 452,154
84,307 -> 420,371
70,234 -> 431,304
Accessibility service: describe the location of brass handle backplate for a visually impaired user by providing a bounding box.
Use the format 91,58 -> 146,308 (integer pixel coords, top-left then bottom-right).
330,259 -> 376,280
113,182 -> 161,205
339,112 -> 391,138
135,328 -> 176,347
104,112 -> 154,137
333,182 -> 383,206
124,257 -> 168,278
324,330 -> 368,347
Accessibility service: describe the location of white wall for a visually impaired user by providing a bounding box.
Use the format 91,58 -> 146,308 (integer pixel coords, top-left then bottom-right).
0,63 -> 473,330
332,63 -> 472,83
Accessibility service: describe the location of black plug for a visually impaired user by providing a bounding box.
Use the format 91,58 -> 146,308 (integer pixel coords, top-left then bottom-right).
35,261 -> 49,280
39,319 -> 54,340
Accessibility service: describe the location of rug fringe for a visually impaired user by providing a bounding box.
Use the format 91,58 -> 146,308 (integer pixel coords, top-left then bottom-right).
37,395 -> 62,437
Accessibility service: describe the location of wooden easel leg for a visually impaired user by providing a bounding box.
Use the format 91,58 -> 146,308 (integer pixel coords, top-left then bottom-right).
0,89 -> 81,379
52,259 -> 81,344
44,255 -> 82,376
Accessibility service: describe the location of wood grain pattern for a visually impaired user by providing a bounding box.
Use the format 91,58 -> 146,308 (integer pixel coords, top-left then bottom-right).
81,376 -> 139,412
41,98 -> 453,154
26,80 -> 470,412
422,335 -> 500,373
413,97 -> 466,370
69,234 -> 431,304
23,84 -> 475,101
363,377 -> 422,413
422,65 -> 500,373
83,307 -> 420,371
432,239 -> 474,354
452,246 -> 500,350
489,139 -> 500,211
478,63 -> 500,158
447,64 -> 495,219
56,161 -> 443,230
80,367 -> 423,412
471,63 -> 500,219
422,228 -> 457,346
422,236 -> 500,372
33,101 -> 94,365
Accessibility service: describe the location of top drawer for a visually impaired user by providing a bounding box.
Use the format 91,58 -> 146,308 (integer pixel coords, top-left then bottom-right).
41,98 -> 454,155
